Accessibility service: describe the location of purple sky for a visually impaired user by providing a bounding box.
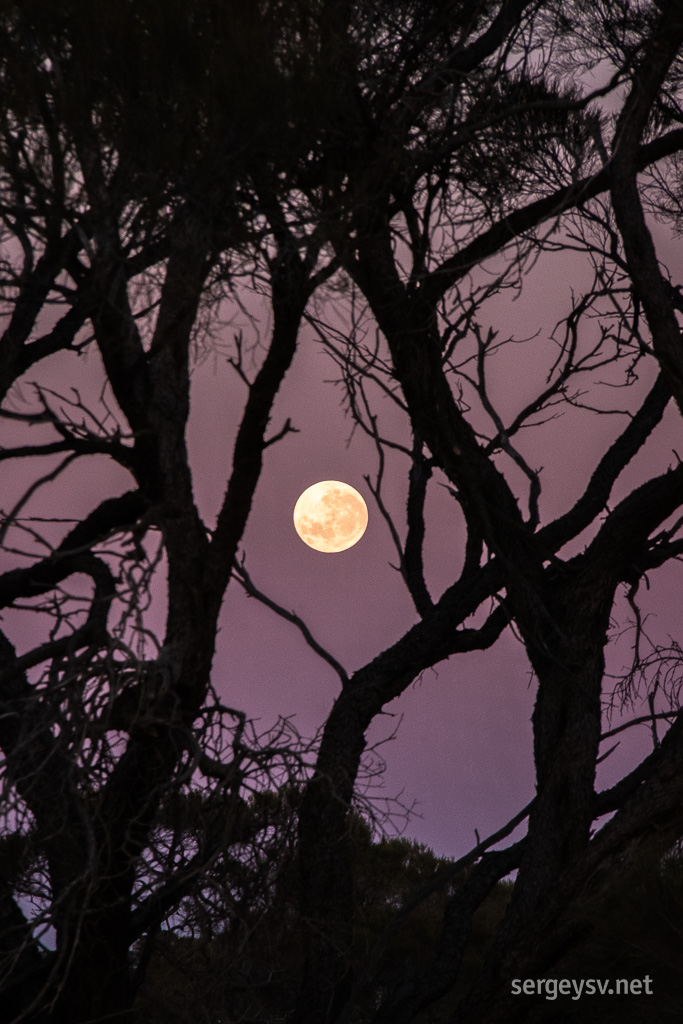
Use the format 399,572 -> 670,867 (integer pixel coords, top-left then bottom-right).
4,223 -> 682,861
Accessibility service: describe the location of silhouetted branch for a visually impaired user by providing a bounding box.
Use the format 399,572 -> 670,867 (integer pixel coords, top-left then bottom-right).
233,558 -> 349,687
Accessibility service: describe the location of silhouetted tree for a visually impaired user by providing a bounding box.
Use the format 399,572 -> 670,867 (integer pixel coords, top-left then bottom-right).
1,2 -> 683,1023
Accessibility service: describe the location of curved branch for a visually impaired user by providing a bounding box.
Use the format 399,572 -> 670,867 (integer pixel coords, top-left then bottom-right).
402,433 -> 434,616
206,236 -> 319,601
539,371 -> 671,552
232,558 -> 349,687
610,4 -> 683,415
0,553 -> 116,688
580,461 -> 683,584
0,490 -> 145,607
422,126 -> 683,306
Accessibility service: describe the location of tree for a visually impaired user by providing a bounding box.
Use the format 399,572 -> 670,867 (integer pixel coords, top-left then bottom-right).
1,1 -> 683,1022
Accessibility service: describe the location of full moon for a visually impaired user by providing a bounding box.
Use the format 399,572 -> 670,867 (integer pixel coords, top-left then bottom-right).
293,481 -> 368,553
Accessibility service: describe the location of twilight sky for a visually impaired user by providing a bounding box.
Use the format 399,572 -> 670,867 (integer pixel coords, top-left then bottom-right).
3,215 -> 682,861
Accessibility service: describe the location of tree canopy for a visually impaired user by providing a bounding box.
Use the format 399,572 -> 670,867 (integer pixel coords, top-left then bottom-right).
1,1 -> 683,1022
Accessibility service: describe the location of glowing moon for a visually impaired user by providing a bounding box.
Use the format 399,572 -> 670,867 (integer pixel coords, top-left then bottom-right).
293,481 -> 368,553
